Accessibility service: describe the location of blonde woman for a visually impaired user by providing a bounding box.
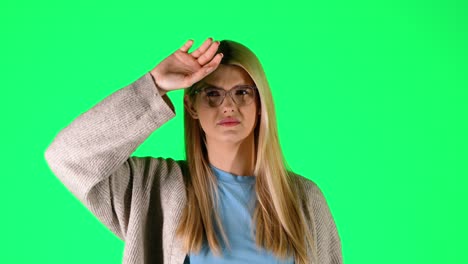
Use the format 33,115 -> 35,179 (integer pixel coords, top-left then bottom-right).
45,38 -> 342,264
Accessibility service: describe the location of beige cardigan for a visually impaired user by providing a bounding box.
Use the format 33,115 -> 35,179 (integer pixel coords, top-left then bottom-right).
44,72 -> 342,263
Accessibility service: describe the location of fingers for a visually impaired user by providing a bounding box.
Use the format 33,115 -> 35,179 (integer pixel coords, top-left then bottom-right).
197,40 -> 220,65
203,52 -> 223,73
188,53 -> 223,84
179,39 -> 194,53
190,37 -> 214,58
179,37 -> 220,67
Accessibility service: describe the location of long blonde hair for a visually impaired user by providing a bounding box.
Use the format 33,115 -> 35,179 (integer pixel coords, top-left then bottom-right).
176,40 -> 316,263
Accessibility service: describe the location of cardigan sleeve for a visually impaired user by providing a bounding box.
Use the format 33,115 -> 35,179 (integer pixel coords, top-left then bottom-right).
44,72 -> 176,241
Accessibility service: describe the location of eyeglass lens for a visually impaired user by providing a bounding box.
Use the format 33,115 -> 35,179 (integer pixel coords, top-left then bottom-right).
200,86 -> 256,107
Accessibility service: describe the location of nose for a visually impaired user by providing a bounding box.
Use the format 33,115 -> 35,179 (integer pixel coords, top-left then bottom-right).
220,93 -> 236,112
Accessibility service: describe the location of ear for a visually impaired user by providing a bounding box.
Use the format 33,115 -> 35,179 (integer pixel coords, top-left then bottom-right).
184,95 -> 199,119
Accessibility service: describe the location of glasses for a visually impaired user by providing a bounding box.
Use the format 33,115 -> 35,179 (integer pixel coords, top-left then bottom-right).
191,84 -> 258,107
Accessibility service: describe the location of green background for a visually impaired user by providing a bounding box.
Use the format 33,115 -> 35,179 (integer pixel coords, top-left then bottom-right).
1,0 -> 466,263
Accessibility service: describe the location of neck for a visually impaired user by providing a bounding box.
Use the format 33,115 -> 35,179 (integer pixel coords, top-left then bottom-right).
206,134 -> 256,176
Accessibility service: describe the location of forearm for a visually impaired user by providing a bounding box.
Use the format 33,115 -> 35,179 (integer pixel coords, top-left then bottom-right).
44,72 -> 176,202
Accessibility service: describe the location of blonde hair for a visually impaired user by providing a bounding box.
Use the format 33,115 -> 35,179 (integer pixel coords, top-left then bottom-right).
176,40 -> 316,263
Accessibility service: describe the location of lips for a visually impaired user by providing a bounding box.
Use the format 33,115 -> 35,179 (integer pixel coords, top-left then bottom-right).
218,117 -> 240,125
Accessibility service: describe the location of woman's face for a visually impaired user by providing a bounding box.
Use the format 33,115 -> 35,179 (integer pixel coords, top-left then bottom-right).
184,64 -> 260,145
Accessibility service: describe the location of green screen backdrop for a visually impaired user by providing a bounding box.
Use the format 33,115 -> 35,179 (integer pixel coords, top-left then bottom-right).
1,0 -> 466,263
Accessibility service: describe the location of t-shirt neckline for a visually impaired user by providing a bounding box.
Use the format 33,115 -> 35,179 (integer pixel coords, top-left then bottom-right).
209,164 -> 256,185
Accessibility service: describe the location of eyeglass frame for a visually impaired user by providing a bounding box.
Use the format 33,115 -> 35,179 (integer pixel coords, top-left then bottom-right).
190,83 -> 259,107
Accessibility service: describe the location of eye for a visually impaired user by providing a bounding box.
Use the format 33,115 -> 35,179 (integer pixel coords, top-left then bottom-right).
205,88 -> 221,97
235,87 -> 252,95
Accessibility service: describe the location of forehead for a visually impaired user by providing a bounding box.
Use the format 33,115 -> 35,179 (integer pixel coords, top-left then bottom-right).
201,64 -> 255,88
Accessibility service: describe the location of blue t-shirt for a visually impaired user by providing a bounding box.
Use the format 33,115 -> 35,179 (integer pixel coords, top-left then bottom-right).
186,164 -> 294,264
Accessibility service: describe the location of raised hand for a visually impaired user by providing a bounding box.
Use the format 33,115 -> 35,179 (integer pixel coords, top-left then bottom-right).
149,38 -> 224,95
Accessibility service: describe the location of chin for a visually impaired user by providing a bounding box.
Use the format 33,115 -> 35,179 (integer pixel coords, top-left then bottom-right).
218,136 -> 246,145
218,132 -> 254,144
205,127 -> 255,145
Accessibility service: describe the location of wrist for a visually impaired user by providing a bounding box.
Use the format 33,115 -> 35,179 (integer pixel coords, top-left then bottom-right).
149,71 -> 167,96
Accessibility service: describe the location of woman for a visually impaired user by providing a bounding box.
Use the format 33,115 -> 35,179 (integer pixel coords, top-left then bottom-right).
45,38 -> 342,264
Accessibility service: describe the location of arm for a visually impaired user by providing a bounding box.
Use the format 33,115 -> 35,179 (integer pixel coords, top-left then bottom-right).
313,185 -> 343,264
44,37 -> 223,242
44,72 -> 175,240
305,180 -> 343,264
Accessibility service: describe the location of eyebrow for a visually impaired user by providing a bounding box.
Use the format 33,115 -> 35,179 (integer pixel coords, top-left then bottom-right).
202,82 -> 253,89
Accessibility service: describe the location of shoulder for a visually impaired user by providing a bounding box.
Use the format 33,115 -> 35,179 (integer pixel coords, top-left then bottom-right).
288,171 -> 334,222
288,171 -> 324,200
